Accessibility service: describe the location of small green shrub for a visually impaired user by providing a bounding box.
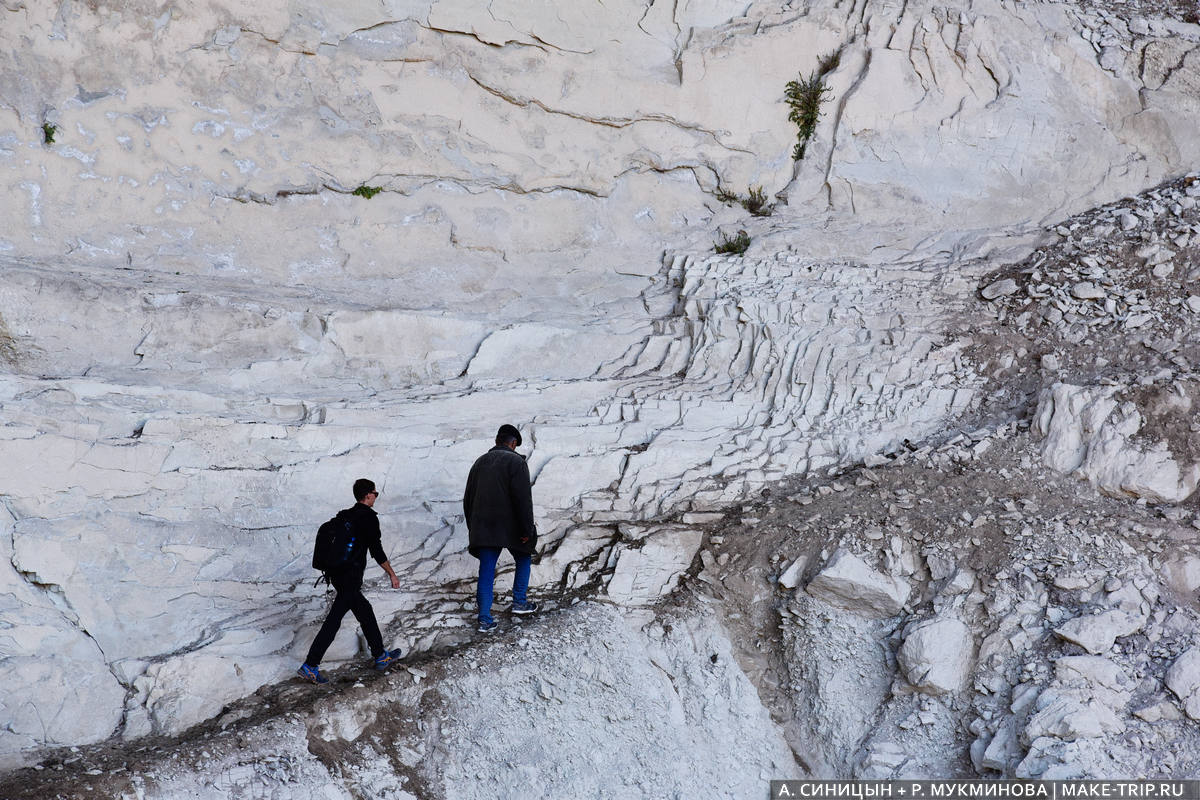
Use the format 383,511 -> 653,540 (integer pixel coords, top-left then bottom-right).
818,50 -> 842,75
784,74 -> 827,161
0,314 -> 18,365
741,185 -> 771,217
714,229 -> 751,256
42,122 -> 56,144
784,50 -> 841,161
715,188 -> 739,204
352,185 -> 382,199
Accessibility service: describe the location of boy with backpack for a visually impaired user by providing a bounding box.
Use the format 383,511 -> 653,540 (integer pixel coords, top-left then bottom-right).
297,478 -> 402,684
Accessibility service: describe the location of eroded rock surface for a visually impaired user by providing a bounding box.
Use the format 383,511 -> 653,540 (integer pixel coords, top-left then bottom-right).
2,0 -> 1200,788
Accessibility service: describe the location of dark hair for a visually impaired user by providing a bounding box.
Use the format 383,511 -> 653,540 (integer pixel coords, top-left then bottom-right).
495,423 -> 522,447
353,478 -> 377,501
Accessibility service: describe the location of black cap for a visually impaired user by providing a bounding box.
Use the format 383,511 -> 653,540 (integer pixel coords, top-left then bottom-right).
496,424 -> 522,447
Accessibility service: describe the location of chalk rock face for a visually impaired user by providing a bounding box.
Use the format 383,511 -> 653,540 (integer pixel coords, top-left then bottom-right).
898,617 -> 975,694
807,550 -> 910,617
607,527 -> 704,605
0,0 -> 1199,771
1166,647 -> 1200,720
2,0 -> 1199,274
0,510 -> 127,753
0,245 -> 979,765
1035,383 -> 1200,503
29,604 -> 799,798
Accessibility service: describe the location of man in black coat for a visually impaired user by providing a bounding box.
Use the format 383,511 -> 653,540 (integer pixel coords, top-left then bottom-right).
463,424 -> 539,632
297,478 -> 402,683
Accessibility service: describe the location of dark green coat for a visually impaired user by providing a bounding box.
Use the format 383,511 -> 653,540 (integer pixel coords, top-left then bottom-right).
463,445 -> 537,557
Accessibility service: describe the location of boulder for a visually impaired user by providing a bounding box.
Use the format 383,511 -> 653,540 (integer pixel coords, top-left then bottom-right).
1165,646 -> 1200,720
1053,655 -> 1130,693
806,550 -> 910,617
1035,383 -> 1200,503
897,617 -> 975,694
981,278 -> 1019,299
1053,610 -> 1145,654
979,720 -> 1022,772
1162,555 -> 1200,597
1024,689 -> 1125,741
1035,383 -> 1120,474
778,557 -> 807,590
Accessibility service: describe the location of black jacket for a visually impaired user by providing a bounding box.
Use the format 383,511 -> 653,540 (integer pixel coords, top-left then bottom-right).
331,502 -> 388,583
463,445 -> 537,557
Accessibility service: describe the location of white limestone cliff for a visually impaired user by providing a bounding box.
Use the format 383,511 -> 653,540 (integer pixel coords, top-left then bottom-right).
1,0 -> 1200,786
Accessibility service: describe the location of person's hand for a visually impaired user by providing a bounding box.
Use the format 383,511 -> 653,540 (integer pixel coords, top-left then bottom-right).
390,574 -> 400,589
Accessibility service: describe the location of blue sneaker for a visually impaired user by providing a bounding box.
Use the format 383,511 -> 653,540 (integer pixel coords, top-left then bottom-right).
374,648 -> 402,671
509,601 -> 540,616
478,620 -> 498,633
297,663 -> 328,684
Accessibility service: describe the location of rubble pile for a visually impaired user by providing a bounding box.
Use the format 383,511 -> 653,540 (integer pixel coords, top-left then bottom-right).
980,174 -> 1200,372
695,429 -> 1200,780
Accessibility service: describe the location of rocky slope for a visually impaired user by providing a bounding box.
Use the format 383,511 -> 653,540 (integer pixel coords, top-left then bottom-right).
2,0 -> 1200,793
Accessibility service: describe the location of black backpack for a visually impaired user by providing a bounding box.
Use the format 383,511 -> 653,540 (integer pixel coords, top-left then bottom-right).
312,510 -> 357,574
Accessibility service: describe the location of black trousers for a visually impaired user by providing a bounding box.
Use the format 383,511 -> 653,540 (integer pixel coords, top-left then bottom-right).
304,572 -> 384,667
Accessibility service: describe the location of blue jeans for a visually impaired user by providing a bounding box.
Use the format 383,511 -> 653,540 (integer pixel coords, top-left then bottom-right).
477,547 -> 531,624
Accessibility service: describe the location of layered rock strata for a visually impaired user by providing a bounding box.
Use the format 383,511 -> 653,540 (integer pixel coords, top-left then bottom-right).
2,0 -> 1200,782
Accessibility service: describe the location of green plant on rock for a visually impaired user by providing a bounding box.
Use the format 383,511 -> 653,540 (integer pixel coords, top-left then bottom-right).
714,229 -> 751,256
715,187 -> 739,204
42,122 -> 56,145
784,49 -> 841,161
0,314 -> 19,365
817,49 -> 842,75
741,185 -> 771,217
352,185 -> 382,199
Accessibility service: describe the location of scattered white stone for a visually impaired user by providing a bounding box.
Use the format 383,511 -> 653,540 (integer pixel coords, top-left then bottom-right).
982,278 -> 1019,300
1071,282 -> 1106,300
1054,573 -> 1096,591
1098,46 -> 1124,72
979,721 -> 1022,771
1119,212 -> 1140,230
778,557 -> 807,590
1162,555 -> 1200,596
